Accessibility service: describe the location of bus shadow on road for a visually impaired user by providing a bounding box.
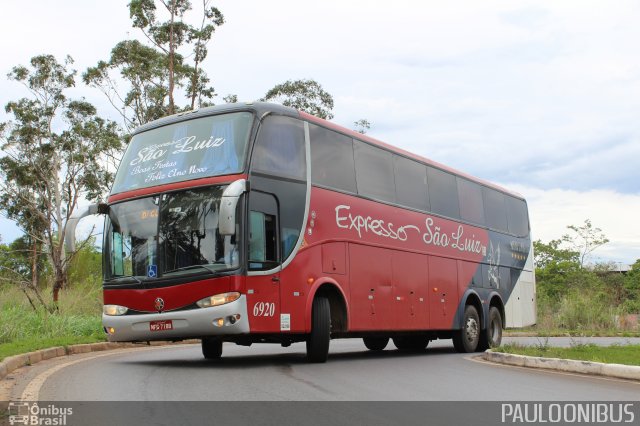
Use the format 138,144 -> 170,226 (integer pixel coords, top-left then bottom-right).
114,344 -> 459,369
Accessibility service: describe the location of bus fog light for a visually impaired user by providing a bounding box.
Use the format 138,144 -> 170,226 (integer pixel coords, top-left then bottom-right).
106,327 -> 116,335
229,314 -> 241,324
104,305 -> 128,316
197,292 -> 241,308
214,318 -> 225,327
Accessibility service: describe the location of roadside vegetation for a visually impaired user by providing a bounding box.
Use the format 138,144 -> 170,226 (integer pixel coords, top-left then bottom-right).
497,341 -> 640,367
530,220 -> 640,335
0,242 -> 105,361
498,220 -> 640,362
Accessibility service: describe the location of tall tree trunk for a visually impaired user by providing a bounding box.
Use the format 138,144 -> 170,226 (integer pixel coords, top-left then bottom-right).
27,238 -> 49,310
168,0 -> 176,114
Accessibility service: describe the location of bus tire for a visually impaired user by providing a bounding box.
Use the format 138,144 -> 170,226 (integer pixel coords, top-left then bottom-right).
363,337 -> 389,351
478,306 -> 503,351
393,336 -> 429,352
452,305 -> 480,353
202,338 -> 223,360
306,296 -> 331,363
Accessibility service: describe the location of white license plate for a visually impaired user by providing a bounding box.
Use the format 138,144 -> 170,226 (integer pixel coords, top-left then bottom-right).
149,320 -> 173,331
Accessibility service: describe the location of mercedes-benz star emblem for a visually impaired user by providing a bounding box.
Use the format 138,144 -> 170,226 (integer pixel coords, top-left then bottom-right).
154,297 -> 165,313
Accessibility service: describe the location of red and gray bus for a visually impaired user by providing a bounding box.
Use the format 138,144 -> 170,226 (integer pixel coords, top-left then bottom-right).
67,102 -> 535,362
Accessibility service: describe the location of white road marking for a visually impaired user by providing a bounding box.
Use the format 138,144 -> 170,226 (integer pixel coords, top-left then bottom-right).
19,346 -> 176,401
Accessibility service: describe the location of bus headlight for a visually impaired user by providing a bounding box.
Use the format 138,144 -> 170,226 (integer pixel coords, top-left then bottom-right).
103,305 -> 129,316
196,292 -> 241,308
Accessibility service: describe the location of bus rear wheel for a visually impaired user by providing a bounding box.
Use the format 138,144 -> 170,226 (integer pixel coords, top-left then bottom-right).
478,306 -> 503,351
393,336 -> 430,352
306,296 -> 331,363
453,305 -> 480,353
363,337 -> 389,351
202,337 -> 223,360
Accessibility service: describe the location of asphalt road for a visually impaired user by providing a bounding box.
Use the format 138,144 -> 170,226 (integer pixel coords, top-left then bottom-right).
8,337 -> 639,402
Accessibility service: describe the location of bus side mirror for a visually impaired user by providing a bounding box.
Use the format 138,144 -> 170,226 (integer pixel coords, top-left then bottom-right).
219,179 -> 246,236
65,203 -> 109,252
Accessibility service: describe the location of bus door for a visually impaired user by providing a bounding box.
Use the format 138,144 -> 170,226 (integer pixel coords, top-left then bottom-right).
246,191 -> 281,332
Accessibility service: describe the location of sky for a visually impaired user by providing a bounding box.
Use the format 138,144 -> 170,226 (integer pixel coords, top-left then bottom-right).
0,0 -> 639,264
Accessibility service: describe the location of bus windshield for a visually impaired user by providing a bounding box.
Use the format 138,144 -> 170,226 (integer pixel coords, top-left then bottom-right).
111,112 -> 254,194
104,185 -> 239,281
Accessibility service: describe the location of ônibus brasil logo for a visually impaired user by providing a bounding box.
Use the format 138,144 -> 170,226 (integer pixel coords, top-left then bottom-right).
8,402 -> 73,425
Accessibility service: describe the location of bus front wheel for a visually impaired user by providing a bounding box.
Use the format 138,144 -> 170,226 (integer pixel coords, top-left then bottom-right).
453,305 -> 480,353
306,296 -> 331,363
202,337 -> 223,360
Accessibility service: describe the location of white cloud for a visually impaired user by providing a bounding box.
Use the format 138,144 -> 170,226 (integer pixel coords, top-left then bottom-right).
506,184 -> 640,264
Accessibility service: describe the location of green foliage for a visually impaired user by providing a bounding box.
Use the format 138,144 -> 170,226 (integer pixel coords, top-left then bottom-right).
0,54 -> 121,303
262,79 -> 335,119
223,94 -> 238,103
67,237 -> 102,288
0,305 -> 102,345
497,343 -> 640,367
354,119 -> 371,134
622,259 -> 640,312
533,239 -> 580,299
86,0 -> 225,130
0,335 -> 105,362
564,219 -> 610,267
0,281 -> 103,360
534,220 -> 640,333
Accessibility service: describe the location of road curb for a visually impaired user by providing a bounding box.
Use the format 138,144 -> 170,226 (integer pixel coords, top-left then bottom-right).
483,350 -> 640,381
0,340 -> 199,381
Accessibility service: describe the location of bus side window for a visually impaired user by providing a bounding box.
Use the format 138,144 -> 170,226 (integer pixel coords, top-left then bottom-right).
427,167 -> 460,220
457,177 -> 485,226
248,191 -> 279,271
249,211 -> 277,270
309,124 -> 357,193
484,188 -> 508,233
252,116 -> 306,180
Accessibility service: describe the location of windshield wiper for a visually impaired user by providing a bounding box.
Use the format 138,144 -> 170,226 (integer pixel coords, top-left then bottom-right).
162,263 -> 224,276
104,275 -> 143,286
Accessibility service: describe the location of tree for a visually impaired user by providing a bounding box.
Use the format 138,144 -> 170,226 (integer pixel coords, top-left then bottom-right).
223,94 -> 238,103
0,55 -> 121,305
84,0 -> 225,131
262,79 -> 334,119
562,219 -> 609,267
623,259 -> 640,313
533,239 -> 580,299
0,236 -> 50,311
353,119 -> 371,134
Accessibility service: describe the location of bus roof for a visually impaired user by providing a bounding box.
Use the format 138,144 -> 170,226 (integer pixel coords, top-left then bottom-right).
131,102 -> 523,200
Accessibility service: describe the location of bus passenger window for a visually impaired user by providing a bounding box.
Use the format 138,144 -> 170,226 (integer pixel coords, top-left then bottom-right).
309,124 -> 357,193
427,167 -> 460,219
457,177 -> 485,226
354,140 -> 396,204
394,155 -> 429,211
252,116 -> 306,180
484,188 -> 508,233
506,197 -> 529,236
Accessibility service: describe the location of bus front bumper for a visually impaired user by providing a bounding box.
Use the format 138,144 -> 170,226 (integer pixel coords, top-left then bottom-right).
102,295 -> 250,342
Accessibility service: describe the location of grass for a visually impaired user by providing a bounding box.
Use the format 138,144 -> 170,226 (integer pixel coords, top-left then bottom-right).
0,335 -> 105,361
0,282 -> 105,361
505,327 -> 640,338
496,342 -> 640,366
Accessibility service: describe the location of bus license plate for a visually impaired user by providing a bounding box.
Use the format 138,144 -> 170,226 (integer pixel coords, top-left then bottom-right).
149,320 -> 173,331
